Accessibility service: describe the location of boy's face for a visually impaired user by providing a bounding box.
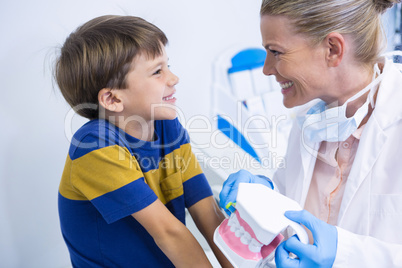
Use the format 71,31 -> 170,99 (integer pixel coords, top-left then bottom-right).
119,46 -> 179,122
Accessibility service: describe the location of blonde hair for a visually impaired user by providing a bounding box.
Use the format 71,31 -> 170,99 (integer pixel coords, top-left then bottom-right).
260,0 -> 401,65
55,15 -> 168,119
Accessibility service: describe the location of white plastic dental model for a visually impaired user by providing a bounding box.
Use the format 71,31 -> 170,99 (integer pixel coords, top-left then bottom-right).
214,183 -> 309,268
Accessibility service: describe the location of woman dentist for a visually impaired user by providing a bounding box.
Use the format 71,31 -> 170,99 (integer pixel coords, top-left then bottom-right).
219,0 -> 402,267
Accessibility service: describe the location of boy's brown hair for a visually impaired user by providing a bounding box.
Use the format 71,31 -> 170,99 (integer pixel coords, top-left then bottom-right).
55,15 -> 168,119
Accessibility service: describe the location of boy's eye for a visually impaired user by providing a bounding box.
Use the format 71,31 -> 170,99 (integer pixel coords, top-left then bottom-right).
153,69 -> 162,75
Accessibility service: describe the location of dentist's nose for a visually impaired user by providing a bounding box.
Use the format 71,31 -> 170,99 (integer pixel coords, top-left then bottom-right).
262,54 -> 277,76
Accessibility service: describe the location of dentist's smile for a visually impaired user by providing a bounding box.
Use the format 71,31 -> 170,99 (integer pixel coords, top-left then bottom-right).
279,81 -> 294,95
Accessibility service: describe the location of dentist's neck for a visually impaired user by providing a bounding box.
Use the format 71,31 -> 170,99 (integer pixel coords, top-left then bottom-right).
326,64 -> 375,118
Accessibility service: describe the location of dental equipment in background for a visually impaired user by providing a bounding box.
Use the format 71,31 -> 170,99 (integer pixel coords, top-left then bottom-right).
394,3 -> 402,62
214,183 -> 309,268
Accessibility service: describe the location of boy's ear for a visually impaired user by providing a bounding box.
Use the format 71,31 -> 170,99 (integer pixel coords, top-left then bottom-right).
98,88 -> 123,113
324,32 -> 345,67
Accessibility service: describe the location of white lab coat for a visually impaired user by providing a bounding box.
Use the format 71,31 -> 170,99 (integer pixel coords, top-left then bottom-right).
272,58 -> 402,267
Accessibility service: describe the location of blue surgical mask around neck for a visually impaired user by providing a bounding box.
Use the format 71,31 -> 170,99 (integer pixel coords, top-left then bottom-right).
297,63 -> 383,143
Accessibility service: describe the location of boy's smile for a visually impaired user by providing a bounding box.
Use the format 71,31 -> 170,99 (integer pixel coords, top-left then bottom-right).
162,92 -> 176,103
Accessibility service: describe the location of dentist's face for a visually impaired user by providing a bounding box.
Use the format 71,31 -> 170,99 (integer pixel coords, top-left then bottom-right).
260,15 -> 329,108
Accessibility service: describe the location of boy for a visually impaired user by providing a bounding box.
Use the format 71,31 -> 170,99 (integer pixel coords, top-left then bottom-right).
55,15 -> 230,267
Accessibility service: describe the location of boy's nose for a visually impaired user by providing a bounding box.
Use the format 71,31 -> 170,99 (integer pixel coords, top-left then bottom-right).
169,71 -> 179,86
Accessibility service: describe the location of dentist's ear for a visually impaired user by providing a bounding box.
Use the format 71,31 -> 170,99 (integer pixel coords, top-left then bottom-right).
98,88 -> 124,113
324,32 -> 345,67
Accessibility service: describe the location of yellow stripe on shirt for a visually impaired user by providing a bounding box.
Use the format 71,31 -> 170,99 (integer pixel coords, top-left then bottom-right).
143,143 -> 203,204
60,145 -> 142,201
60,143 -> 203,204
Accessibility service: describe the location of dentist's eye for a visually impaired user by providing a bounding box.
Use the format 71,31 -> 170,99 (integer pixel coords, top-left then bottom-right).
268,49 -> 281,56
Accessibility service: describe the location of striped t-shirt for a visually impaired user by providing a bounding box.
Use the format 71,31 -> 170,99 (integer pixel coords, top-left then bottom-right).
58,118 -> 212,267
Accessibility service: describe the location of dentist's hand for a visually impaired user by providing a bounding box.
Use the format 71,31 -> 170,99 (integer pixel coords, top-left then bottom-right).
275,210 -> 338,268
219,169 -> 273,215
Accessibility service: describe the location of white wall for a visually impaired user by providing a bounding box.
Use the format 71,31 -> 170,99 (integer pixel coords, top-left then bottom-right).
0,1 -> 262,267
0,1 -> 397,267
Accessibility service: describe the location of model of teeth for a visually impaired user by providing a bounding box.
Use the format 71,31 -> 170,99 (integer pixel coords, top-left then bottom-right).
214,183 -> 309,268
280,81 -> 294,89
228,212 -> 263,253
214,210 -> 281,268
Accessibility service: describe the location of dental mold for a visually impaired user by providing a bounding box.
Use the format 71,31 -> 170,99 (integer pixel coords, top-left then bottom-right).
214,183 -> 309,268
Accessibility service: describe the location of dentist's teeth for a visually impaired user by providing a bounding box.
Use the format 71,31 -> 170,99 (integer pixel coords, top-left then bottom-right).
249,238 -> 263,253
280,81 -> 294,89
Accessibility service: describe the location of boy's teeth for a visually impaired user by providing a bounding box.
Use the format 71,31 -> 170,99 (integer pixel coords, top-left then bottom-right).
280,81 -> 294,89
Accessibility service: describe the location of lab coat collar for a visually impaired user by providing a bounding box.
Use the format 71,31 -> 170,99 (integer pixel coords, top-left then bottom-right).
337,59 -> 402,224
299,129 -> 319,207
370,58 -> 402,130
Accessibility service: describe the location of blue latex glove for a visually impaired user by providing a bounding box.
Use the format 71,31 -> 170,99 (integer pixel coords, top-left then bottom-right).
275,210 -> 338,268
219,169 -> 273,215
